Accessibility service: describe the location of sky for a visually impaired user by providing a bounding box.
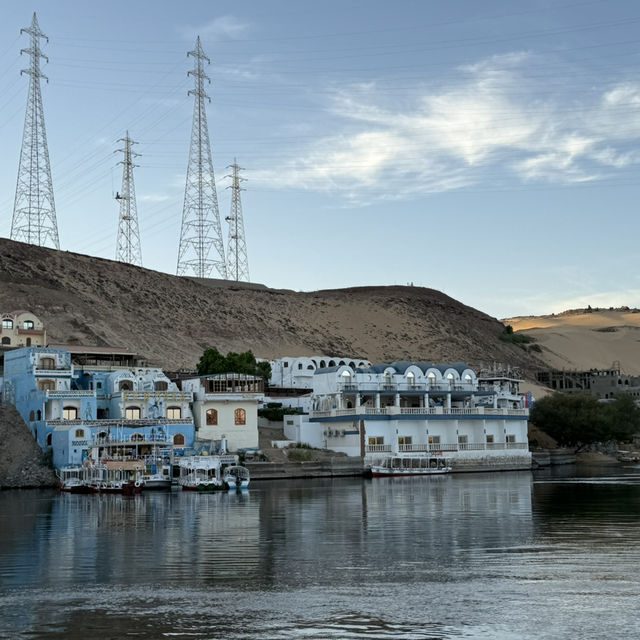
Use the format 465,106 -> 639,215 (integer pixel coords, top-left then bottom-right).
0,0 -> 638,319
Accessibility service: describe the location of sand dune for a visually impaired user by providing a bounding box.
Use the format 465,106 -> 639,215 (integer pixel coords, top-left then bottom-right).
506,310 -> 640,374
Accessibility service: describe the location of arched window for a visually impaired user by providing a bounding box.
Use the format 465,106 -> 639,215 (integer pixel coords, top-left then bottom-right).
329,360 -> 336,367
234,408 -> 246,425
64,407 -> 78,420
206,409 -> 218,425
29,410 -> 35,422
97,431 -> 108,441
155,381 -> 168,391
125,407 -> 141,420
166,406 -> 181,419
341,370 -> 352,380
130,432 -> 144,442
407,372 -> 415,382
446,373 -> 454,380
119,380 -> 133,391
1,337 -> 10,346
338,360 -> 345,366
23,320 -> 34,330
74,428 -> 85,438
36,410 -> 41,420
320,360 -> 326,368
173,433 -> 185,446
464,374 -> 472,382
39,357 -> 55,370
2,319 -> 13,329
307,364 -> 314,370
37,379 -> 55,391
46,433 -> 52,446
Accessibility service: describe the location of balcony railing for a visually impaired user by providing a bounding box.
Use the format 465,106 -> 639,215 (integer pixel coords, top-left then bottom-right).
365,444 -> 392,453
394,442 -> 529,453
311,406 -> 529,419
46,418 -> 194,427
46,390 -> 96,398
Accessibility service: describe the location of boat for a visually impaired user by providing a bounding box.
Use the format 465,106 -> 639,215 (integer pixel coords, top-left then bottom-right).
371,455 -> 452,477
84,460 -> 144,494
57,466 -> 92,493
177,455 -> 225,491
223,465 -> 250,490
141,462 -> 173,490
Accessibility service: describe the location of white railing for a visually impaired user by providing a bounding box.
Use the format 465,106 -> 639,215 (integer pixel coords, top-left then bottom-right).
365,444 -> 392,453
46,418 -> 194,427
400,442 -> 528,452
46,390 -> 96,398
119,391 -> 192,402
310,406 -> 529,419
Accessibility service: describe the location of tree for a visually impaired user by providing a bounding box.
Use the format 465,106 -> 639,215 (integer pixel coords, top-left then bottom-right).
530,393 -> 640,452
196,347 -> 272,381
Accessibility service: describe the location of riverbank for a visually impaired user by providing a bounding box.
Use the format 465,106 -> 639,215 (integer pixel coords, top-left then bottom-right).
0,404 -> 57,489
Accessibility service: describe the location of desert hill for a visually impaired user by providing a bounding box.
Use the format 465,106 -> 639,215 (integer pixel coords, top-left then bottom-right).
0,238 -> 543,372
506,308 -> 640,374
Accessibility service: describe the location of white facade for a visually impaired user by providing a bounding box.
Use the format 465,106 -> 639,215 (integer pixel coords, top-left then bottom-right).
268,355 -> 372,389
296,361 -> 530,469
182,373 -> 264,451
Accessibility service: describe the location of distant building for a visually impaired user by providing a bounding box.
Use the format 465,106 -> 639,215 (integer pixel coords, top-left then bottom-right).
268,355 -> 372,390
1,311 -> 46,348
2,346 -> 195,468
285,361 -> 530,470
181,373 -> 264,452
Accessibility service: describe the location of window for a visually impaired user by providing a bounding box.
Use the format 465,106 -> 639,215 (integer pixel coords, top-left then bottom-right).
46,433 -> 52,446
173,433 -> 185,446
37,379 -> 56,391
97,431 -> 108,440
407,372 -> 415,382
298,363 -> 302,370
26,338 -> 31,346
234,408 -> 246,425
427,372 -> 436,380
2,319 -> 13,329
458,435 -> 468,444
166,407 -> 181,419
398,436 -> 412,445
64,407 -> 78,420
36,410 -> 41,420
1,337 -> 10,345
284,362 -> 289,367
125,407 -> 141,420
39,357 -> 55,370
206,409 -> 218,425
119,380 -> 133,391
130,432 -> 144,442
486,434 -> 495,443
506,434 -> 516,443
29,411 -> 35,421
428,435 -> 441,444
23,320 -> 34,330
74,428 -> 85,438
155,381 -> 168,391
307,365 -> 314,370
368,436 -> 384,445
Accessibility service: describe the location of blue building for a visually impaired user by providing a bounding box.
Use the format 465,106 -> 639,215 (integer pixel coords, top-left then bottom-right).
2,347 -> 195,468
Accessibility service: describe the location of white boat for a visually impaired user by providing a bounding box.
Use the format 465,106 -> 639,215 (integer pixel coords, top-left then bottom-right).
371,455 -> 452,477
57,466 -> 91,493
223,465 -> 250,489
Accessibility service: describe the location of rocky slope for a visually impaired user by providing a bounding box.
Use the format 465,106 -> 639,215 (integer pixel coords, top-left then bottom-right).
0,238 -> 542,372
0,403 -> 57,489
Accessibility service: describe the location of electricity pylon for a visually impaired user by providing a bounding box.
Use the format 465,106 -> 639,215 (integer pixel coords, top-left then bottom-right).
225,160 -> 249,282
114,132 -> 142,266
10,13 -> 60,249
176,36 -> 227,279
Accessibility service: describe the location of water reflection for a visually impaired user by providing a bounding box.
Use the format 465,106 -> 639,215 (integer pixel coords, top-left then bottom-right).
1,469 -> 640,639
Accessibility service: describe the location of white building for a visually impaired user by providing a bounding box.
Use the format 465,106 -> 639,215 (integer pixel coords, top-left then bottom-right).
268,355 -> 372,389
181,373 -> 264,452
296,361 -> 531,471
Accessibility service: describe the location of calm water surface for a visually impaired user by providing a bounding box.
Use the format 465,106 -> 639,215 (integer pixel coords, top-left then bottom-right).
1,466 -> 640,639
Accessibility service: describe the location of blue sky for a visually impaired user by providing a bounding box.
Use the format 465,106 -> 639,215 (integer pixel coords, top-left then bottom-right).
0,0 -> 638,318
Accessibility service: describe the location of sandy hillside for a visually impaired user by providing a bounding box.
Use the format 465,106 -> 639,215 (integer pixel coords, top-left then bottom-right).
505,309 -> 640,374
0,238 -> 543,373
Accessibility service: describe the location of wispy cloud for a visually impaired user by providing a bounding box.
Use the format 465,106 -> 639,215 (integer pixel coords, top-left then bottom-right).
252,53 -> 640,201
180,15 -> 250,42
139,194 -> 170,203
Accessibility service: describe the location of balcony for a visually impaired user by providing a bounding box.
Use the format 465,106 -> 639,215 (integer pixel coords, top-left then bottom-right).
115,390 -> 193,402
397,442 -> 529,453
311,406 -> 529,419
46,390 -> 96,398
365,444 -> 392,453
46,418 -> 194,428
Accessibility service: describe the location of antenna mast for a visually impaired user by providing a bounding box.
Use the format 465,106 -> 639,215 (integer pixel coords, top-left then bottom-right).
10,13 -> 60,249
225,160 -> 249,282
176,36 -> 227,279
115,132 -> 142,266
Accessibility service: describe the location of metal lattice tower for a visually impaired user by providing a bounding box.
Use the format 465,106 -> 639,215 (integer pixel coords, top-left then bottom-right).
10,13 -> 60,249
176,36 -> 227,279
114,132 -> 143,266
225,160 -> 250,282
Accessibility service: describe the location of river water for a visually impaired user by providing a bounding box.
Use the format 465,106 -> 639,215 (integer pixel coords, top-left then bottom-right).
1,466 -> 640,639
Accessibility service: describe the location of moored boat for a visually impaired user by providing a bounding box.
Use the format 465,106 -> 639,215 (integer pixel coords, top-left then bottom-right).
371,455 -> 452,477
178,455 -> 226,491
57,466 -> 92,493
223,465 -> 250,490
